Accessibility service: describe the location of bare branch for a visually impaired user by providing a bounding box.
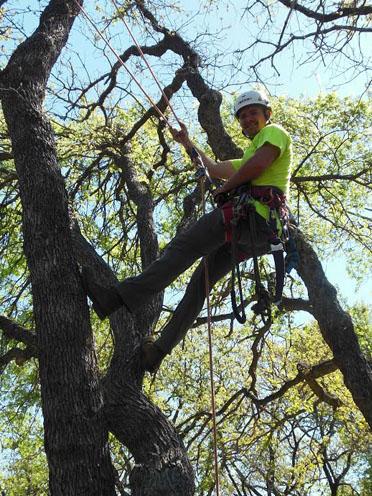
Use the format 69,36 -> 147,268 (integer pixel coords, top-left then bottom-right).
281,296 -> 313,313
118,66 -> 188,145
277,1 -> 372,23
0,315 -> 37,348
0,346 -> 36,373
256,359 -> 338,406
292,167 -> 371,184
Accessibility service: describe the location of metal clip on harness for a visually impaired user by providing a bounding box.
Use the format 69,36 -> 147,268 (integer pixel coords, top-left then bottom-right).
226,187 -> 273,325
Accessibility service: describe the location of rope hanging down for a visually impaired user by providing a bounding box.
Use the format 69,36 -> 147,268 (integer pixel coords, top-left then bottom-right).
75,2 -> 222,493
194,151 -> 221,496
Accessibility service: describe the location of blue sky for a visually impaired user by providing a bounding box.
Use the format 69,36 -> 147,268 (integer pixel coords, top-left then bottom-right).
6,0 -> 372,308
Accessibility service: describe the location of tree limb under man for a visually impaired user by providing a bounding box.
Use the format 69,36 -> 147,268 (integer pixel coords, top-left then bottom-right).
82,89 -> 292,372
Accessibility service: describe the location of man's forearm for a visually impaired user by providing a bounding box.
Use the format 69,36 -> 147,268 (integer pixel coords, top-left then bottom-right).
219,144 -> 279,192
182,141 -> 224,178
221,157 -> 265,191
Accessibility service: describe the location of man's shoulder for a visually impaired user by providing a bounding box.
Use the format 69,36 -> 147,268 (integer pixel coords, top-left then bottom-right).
260,123 -> 290,139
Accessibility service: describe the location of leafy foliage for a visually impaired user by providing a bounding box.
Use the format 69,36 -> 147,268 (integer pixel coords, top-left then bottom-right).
1,94 -> 371,492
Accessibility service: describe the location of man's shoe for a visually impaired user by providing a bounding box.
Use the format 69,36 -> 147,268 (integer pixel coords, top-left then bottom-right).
81,267 -> 124,320
141,336 -> 166,373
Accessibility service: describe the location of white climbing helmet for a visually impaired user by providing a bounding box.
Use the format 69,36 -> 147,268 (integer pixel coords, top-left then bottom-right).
234,90 -> 271,117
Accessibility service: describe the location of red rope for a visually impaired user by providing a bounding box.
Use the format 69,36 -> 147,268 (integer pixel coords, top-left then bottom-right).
73,0 -> 172,126
74,1 -> 219,490
110,0 -> 182,127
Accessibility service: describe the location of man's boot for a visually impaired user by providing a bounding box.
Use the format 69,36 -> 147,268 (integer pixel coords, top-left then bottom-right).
141,336 -> 167,373
81,267 -> 126,320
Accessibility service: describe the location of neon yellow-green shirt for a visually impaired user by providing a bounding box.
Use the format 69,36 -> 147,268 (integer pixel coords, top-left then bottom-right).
230,123 -> 292,220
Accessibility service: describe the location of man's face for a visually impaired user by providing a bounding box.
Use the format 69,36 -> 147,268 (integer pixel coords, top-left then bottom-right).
238,105 -> 269,138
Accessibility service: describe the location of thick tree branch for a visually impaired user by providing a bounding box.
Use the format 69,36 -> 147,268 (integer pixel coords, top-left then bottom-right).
0,0 -> 83,91
79,37 -> 171,120
297,362 -> 342,408
112,150 -> 164,336
0,345 -> 36,372
248,319 -> 272,396
294,228 -> 372,427
254,359 -> 339,406
135,0 -> 242,161
277,1 -> 372,23
0,315 -> 37,348
117,67 -> 187,145
281,296 -> 313,313
306,376 -> 342,408
113,152 -> 159,270
71,176 -> 194,495
0,1 -> 117,493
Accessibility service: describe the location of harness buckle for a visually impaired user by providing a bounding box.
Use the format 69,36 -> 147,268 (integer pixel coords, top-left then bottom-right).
232,191 -> 255,220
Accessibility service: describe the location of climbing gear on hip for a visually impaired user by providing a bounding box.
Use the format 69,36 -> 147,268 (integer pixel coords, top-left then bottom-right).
218,184 -> 293,323
230,192 -> 272,324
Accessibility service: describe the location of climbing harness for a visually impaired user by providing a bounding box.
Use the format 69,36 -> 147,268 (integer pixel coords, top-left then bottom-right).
231,201 -> 272,325
217,184 -> 292,324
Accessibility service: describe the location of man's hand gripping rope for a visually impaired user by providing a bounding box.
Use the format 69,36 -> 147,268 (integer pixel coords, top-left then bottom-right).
170,122 -> 213,184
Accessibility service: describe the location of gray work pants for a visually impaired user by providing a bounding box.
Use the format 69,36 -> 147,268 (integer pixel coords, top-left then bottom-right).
118,207 -> 270,354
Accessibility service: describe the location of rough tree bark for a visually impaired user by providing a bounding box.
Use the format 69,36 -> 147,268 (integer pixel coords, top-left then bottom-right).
0,1 -> 117,494
295,230 -> 372,427
71,152 -> 195,496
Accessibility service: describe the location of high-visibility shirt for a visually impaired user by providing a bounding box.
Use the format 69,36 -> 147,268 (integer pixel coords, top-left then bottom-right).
230,123 -> 292,220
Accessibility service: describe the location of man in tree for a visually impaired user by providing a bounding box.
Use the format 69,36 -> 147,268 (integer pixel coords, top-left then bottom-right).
83,89 -> 292,371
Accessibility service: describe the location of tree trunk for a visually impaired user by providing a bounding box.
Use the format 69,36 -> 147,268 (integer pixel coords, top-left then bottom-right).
71,151 -> 195,495
0,1 -> 115,493
296,230 -> 372,428
1,1 -> 370,493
